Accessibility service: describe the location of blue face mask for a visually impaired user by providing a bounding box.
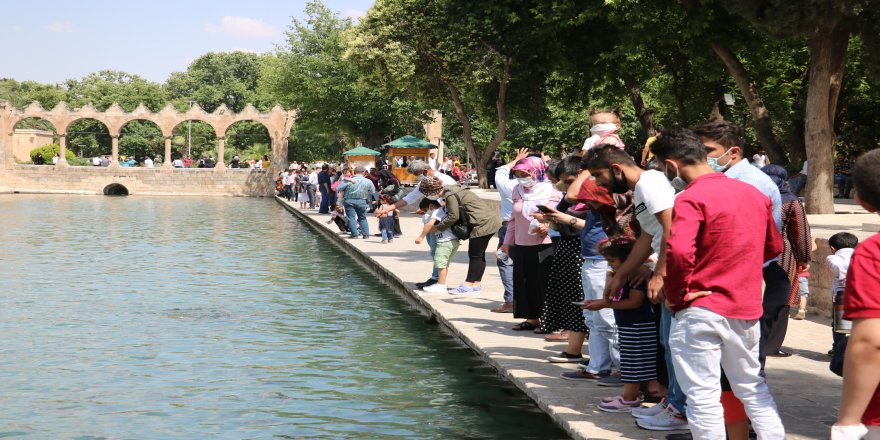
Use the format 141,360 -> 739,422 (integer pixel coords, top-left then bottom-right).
707,150 -> 732,173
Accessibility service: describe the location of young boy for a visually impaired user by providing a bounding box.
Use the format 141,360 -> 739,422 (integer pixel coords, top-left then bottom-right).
826,232 -> 858,354
415,201 -> 460,294
378,195 -> 399,244
834,148 -> 880,440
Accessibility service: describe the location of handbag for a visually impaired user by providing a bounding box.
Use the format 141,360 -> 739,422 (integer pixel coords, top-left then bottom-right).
448,191 -> 473,241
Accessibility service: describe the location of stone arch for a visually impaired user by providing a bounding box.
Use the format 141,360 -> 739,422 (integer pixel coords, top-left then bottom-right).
119,118 -> 164,163
103,183 -> 129,196
223,119 -> 272,166
65,117 -> 112,164
11,117 -> 58,163
170,119 -> 219,166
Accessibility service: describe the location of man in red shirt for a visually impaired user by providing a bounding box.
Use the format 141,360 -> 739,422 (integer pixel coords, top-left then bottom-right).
835,148 -> 880,439
651,129 -> 785,439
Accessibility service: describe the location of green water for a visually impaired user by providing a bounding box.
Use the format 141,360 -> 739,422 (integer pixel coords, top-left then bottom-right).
0,195 -> 568,439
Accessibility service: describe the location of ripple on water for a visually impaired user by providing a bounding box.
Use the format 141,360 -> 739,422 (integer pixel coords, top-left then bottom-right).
0,195 -> 567,439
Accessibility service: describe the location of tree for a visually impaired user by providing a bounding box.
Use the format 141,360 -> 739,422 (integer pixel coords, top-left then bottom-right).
260,1 -> 425,152
64,70 -> 167,111
165,51 -> 270,113
720,0 -> 871,214
348,0 -> 559,187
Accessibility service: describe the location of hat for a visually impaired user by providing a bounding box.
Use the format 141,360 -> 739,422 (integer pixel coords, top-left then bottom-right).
418,176 -> 444,197
578,178 -> 614,207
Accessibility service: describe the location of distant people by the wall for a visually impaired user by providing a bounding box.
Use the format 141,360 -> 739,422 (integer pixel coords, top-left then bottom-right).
317,164 -> 332,213
120,156 -> 136,167
296,170 -> 309,208
91,155 -> 101,166
101,156 -> 110,167
171,157 -> 183,168
33,153 -> 45,165
144,156 -> 154,168
282,168 -> 295,201
789,160 -> 808,196
752,149 -> 769,168
835,152 -> 854,198
230,155 -> 241,168
261,155 -> 270,169
51,153 -> 59,165
486,152 -> 504,189
183,155 -> 193,168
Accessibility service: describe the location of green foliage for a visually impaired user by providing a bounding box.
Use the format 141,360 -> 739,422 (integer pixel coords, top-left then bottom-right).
67,119 -> 110,158
165,51 -> 270,113
64,70 -> 166,111
29,144 -> 74,163
120,120 -> 163,159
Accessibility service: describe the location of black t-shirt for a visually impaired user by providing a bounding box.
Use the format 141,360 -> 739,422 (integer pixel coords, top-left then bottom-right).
612,281 -> 656,326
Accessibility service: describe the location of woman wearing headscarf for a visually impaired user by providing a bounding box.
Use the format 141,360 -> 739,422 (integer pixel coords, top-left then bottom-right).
762,164 -> 812,355
499,156 -> 562,331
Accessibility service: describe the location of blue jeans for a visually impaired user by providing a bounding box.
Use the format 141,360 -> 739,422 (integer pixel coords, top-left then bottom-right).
661,304 -> 687,413
343,199 -> 369,237
835,173 -> 852,197
581,259 -> 619,373
496,223 -> 514,302
426,232 -> 439,280
318,186 -> 330,213
381,229 -> 394,241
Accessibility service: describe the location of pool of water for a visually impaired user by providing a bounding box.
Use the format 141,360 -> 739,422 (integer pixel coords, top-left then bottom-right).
0,195 -> 568,439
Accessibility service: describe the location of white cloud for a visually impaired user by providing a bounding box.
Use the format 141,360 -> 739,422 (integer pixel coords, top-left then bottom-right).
45,21 -> 74,33
204,16 -> 278,38
232,48 -> 257,54
344,9 -> 367,19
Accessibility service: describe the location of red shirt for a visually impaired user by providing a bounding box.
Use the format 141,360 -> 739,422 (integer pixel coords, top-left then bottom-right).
842,232 -> 880,425
664,173 -> 783,319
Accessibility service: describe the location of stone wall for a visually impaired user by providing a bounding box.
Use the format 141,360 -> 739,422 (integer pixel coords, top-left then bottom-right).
12,129 -> 53,162
0,165 -> 275,196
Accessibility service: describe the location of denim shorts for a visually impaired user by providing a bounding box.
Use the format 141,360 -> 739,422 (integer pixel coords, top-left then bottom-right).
797,276 -> 810,298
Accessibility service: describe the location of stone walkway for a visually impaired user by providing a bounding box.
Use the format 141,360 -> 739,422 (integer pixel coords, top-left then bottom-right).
277,198 -> 842,440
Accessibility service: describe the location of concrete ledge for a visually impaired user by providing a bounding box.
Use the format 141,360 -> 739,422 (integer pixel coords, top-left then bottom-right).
275,197 -> 840,440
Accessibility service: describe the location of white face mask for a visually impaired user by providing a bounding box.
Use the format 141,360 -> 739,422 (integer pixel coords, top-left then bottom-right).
590,123 -> 618,135
425,195 -> 439,200
517,177 -> 536,188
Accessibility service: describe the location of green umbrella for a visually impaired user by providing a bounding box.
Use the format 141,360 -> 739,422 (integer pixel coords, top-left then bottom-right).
382,135 -> 438,149
342,146 -> 381,156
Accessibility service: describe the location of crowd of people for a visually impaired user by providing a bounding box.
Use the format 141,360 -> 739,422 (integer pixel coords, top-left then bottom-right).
280,112 -> 880,440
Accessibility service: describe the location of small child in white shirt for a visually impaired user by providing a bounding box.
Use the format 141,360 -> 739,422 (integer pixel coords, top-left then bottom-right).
826,232 -> 858,354
415,203 -> 460,294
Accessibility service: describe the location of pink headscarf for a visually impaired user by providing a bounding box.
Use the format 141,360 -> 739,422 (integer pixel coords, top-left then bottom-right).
511,156 -> 548,182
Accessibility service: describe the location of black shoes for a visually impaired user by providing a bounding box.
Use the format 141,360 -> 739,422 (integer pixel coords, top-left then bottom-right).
415,278 -> 438,289
767,350 -> 793,358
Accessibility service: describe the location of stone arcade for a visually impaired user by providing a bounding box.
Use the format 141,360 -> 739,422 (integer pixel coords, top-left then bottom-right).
0,101 -> 296,196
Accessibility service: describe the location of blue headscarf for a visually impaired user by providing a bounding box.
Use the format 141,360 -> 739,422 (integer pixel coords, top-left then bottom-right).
761,164 -> 798,203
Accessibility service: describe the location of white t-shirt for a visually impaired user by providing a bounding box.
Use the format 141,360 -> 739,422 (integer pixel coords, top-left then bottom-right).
428,157 -> 437,170
144,158 -> 154,168
431,207 -> 457,242
402,172 -> 458,206
633,170 -> 675,254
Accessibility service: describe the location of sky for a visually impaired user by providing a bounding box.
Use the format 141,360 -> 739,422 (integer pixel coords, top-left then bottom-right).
0,0 -> 375,84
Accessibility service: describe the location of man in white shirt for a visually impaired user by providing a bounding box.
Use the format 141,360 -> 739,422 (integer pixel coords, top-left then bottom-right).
307,167 -> 319,209
428,153 -> 438,170
144,156 -> 154,168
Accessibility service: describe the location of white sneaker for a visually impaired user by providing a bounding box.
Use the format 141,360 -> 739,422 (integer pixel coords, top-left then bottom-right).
635,404 -> 689,431
632,400 -> 665,419
421,284 -> 449,294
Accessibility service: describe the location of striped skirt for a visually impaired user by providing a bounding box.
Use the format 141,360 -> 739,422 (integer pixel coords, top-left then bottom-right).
618,321 -> 658,383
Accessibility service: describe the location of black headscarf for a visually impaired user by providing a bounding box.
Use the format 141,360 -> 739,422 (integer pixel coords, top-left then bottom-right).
762,164 -> 799,203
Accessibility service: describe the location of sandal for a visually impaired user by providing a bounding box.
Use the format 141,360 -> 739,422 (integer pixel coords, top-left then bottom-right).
533,327 -> 553,334
512,321 -> 538,331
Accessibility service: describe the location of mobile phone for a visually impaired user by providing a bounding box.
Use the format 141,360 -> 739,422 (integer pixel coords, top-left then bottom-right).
536,205 -> 553,213
571,300 -> 587,305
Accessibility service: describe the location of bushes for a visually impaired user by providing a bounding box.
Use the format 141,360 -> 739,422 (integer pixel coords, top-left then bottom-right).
30,144 -> 75,163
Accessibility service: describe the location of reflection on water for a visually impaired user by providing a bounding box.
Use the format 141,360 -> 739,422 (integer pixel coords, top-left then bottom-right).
0,195 -> 568,439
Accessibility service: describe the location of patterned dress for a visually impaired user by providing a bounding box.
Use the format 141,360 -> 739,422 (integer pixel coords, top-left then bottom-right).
778,200 -> 812,305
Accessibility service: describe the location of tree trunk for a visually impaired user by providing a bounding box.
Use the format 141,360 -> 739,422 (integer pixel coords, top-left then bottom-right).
445,58 -> 510,189
804,23 -> 849,214
622,75 -> 656,137
710,42 -> 787,164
